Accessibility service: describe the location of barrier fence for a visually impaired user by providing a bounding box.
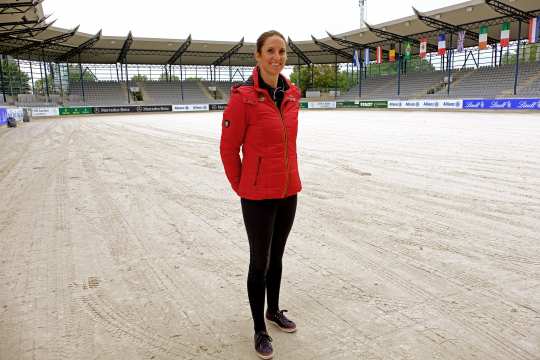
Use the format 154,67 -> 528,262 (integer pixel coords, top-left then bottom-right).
2,97 -> 539,124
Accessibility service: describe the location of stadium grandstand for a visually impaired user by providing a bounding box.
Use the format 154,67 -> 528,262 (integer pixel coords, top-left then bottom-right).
0,0 -> 539,108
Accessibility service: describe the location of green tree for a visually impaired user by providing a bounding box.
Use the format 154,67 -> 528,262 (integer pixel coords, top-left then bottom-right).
290,64 -> 349,96
67,65 -> 97,82
131,74 -> 148,81
0,59 -> 31,96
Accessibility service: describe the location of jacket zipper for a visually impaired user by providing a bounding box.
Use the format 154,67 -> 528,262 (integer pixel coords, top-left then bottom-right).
254,156 -> 262,186
259,89 -> 292,197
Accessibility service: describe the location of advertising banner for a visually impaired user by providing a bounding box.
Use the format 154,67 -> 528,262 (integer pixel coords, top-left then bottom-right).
94,105 -> 172,114
209,103 -> 227,111
336,101 -> 388,109
31,107 -> 60,117
308,101 -> 337,109
7,108 -> 24,121
462,98 -> 540,110
0,108 -> 7,126
358,100 -> 388,108
388,99 -> 462,109
172,104 -> 210,112
336,101 -> 358,108
300,102 -> 308,109
59,107 -> 93,116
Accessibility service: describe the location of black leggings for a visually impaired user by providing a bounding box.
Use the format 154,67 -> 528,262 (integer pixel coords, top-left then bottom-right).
241,195 -> 297,333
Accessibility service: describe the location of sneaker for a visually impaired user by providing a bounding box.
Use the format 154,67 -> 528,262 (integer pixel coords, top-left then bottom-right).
254,331 -> 273,359
266,309 -> 297,333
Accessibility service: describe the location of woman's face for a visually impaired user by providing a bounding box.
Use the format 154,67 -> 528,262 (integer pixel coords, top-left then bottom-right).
256,35 -> 287,77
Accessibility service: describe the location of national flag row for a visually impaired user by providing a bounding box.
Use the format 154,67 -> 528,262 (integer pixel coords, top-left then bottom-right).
353,17 -> 540,66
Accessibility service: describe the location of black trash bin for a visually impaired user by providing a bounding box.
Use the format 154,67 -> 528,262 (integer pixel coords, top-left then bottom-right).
7,116 -> 17,128
23,108 -> 31,122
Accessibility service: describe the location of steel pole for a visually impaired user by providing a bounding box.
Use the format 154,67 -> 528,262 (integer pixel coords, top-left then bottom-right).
513,21 -> 522,96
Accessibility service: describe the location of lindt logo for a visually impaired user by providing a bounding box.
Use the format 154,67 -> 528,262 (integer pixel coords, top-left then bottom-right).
518,100 -> 540,109
466,101 -> 484,108
490,101 -> 511,108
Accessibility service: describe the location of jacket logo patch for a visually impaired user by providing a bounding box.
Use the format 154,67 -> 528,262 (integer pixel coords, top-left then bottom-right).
258,96 -> 265,102
223,119 -> 231,128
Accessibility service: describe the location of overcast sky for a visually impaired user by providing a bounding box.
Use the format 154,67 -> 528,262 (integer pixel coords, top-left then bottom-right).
43,0 -> 466,42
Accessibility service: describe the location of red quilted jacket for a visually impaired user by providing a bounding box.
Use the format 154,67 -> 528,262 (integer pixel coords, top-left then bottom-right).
220,67 -> 302,200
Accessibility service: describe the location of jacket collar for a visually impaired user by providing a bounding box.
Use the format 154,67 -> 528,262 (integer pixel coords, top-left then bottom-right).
251,66 -> 292,95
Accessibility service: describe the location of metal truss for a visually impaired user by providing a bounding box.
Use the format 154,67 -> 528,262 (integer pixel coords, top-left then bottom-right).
117,31 -> 133,63
365,24 -> 438,52
0,14 -> 49,32
0,0 -> 43,15
0,21 -> 52,40
287,37 -> 312,65
56,29 -> 102,63
311,35 -> 352,61
413,7 -> 498,45
484,0 -> 531,22
211,37 -> 244,66
167,34 -> 191,65
8,25 -> 78,56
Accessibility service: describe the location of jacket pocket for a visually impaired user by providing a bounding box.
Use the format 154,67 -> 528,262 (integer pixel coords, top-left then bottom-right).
253,157 -> 262,186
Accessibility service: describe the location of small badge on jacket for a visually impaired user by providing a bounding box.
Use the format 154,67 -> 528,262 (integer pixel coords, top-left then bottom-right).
223,119 -> 231,128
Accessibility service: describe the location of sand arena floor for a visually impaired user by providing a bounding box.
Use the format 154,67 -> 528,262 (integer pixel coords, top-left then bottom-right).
0,110 -> 539,360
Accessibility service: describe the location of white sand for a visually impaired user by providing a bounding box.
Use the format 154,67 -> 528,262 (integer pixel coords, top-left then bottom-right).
1,110 -> 539,360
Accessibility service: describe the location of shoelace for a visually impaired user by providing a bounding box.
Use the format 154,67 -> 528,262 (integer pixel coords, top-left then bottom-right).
274,309 -> 291,323
255,332 -> 273,347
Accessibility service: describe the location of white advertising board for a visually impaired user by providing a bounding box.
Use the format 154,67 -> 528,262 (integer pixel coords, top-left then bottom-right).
172,104 -> 210,112
307,101 -> 337,109
388,99 -> 462,109
31,107 -> 60,117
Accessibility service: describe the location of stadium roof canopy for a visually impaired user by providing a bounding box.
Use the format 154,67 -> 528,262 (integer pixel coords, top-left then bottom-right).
0,0 -> 539,66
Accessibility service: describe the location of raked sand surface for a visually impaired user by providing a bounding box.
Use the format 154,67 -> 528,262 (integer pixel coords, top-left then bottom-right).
0,110 -> 539,360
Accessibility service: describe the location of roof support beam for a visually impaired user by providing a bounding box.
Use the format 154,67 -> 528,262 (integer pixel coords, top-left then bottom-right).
212,37 -> 244,66
365,24 -> 438,52
117,31 -> 133,63
413,7 -> 498,45
8,25 -> 79,56
0,0 -> 43,15
168,34 -> 191,65
287,37 -> 312,65
311,35 -> 352,61
0,21 -> 52,40
56,29 -> 102,63
484,0 -> 531,23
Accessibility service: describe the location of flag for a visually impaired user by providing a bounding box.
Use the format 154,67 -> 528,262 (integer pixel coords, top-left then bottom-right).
353,49 -> 361,68
500,22 -> 510,47
376,46 -> 383,64
438,34 -> 446,56
404,42 -> 411,60
479,25 -> 488,49
419,38 -> 427,58
457,31 -> 465,52
529,17 -> 540,43
389,48 -> 396,62
364,48 -> 370,67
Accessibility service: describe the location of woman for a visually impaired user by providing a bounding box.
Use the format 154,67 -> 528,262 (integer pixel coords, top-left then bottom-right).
220,30 -> 302,359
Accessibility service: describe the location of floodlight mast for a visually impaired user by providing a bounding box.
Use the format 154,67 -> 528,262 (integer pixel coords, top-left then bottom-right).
359,0 -> 367,29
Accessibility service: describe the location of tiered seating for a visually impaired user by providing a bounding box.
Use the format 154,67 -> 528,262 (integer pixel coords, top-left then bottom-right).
139,80 -> 211,104
430,62 -> 540,98
67,81 -> 129,105
338,61 -> 540,99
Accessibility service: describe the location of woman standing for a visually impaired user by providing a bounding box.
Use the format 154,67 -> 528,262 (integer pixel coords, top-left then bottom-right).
220,30 -> 302,359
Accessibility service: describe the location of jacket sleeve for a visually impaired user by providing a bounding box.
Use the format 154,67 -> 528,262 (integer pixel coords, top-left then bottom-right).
220,91 -> 247,194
